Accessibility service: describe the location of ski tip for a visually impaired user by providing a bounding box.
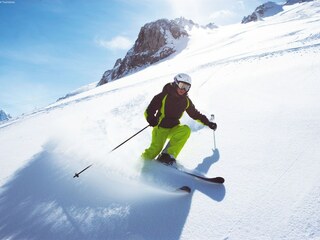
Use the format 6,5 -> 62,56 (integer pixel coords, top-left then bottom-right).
215,177 -> 225,184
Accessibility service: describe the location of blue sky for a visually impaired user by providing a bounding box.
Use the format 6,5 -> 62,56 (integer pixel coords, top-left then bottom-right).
0,0 -> 285,117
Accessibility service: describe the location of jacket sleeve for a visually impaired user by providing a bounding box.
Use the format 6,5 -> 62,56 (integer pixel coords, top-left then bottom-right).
186,97 -> 211,126
144,92 -> 165,120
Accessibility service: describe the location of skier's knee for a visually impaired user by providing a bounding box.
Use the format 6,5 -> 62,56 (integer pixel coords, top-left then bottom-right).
181,125 -> 191,138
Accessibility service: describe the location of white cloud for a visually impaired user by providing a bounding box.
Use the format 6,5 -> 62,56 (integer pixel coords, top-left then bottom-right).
164,0 -> 213,24
160,0 -> 274,25
237,1 -> 246,10
209,9 -> 237,22
96,36 -> 133,50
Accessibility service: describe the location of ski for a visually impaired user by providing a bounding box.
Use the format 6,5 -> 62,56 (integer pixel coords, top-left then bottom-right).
177,170 -> 225,184
158,160 -> 225,184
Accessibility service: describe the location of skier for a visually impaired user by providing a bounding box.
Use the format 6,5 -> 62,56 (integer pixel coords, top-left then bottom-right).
141,73 -> 217,165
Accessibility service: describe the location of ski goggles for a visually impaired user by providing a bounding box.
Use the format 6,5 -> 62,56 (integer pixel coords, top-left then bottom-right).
177,82 -> 191,91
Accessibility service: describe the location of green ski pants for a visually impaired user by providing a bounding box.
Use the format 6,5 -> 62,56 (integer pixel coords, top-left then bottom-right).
141,124 -> 191,160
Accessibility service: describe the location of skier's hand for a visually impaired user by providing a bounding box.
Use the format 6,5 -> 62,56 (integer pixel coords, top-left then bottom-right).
147,116 -> 158,127
208,122 -> 217,131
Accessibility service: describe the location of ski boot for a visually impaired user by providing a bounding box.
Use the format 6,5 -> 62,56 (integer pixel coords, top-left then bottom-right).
157,153 -> 176,166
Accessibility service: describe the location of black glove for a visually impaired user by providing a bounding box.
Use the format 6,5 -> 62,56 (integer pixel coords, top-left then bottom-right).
208,122 -> 217,131
147,116 -> 158,127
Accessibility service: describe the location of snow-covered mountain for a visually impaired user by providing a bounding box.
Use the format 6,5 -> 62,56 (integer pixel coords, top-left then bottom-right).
0,109 -> 11,122
97,18 -> 189,86
242,1 -> 284,23
60,18 -> 216,100
286,0 -> 314,5
241,0 -> 315,23
97,17 -> 217,86
1,1 -> 320,239
57,81 -> 98,101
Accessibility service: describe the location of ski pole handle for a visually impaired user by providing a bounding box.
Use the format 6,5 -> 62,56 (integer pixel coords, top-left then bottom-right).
210,114 -> 216,150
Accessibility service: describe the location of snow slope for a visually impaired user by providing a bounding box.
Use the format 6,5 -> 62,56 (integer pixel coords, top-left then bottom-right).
1,1 -> 320,239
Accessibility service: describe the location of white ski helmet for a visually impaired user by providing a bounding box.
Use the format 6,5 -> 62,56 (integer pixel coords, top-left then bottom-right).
174,73 -> 192,90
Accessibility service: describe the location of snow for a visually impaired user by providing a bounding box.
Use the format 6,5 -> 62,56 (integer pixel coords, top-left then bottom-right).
57,81 -> 98,101
1,1 -> 320,239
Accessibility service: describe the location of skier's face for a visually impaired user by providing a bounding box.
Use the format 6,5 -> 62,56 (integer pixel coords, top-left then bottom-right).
176,82 -> 190,95
176,87 -> 187,95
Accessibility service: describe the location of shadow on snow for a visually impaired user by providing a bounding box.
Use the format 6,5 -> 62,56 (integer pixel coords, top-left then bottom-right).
0,143 -> 225,240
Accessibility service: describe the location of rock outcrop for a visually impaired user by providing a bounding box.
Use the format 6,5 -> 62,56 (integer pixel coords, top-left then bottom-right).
0,109 -> 11,122
97,19 -> 188,85
97,18 -> 218,86
241,0 -> 314,24
242,1 -> 283,24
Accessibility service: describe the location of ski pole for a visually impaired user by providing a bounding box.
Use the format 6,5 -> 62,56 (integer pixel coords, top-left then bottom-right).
110,125 -> 150,152
211,114 -> 216,150
73,125 -> 150,178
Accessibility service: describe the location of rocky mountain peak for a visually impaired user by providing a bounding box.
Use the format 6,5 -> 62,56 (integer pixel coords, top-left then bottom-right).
242,1 -> 283,24
133,18 -> 188,54
241,0 -> 315,24
97,18 -> 188,86
173,17 -> 218,30
97,17 -> 217,86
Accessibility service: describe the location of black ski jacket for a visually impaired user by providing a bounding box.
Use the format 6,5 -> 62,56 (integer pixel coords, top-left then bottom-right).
145,83 -> 211,128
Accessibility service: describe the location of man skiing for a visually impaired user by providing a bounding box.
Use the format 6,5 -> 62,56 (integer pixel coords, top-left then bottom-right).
141,73 -> 217,165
